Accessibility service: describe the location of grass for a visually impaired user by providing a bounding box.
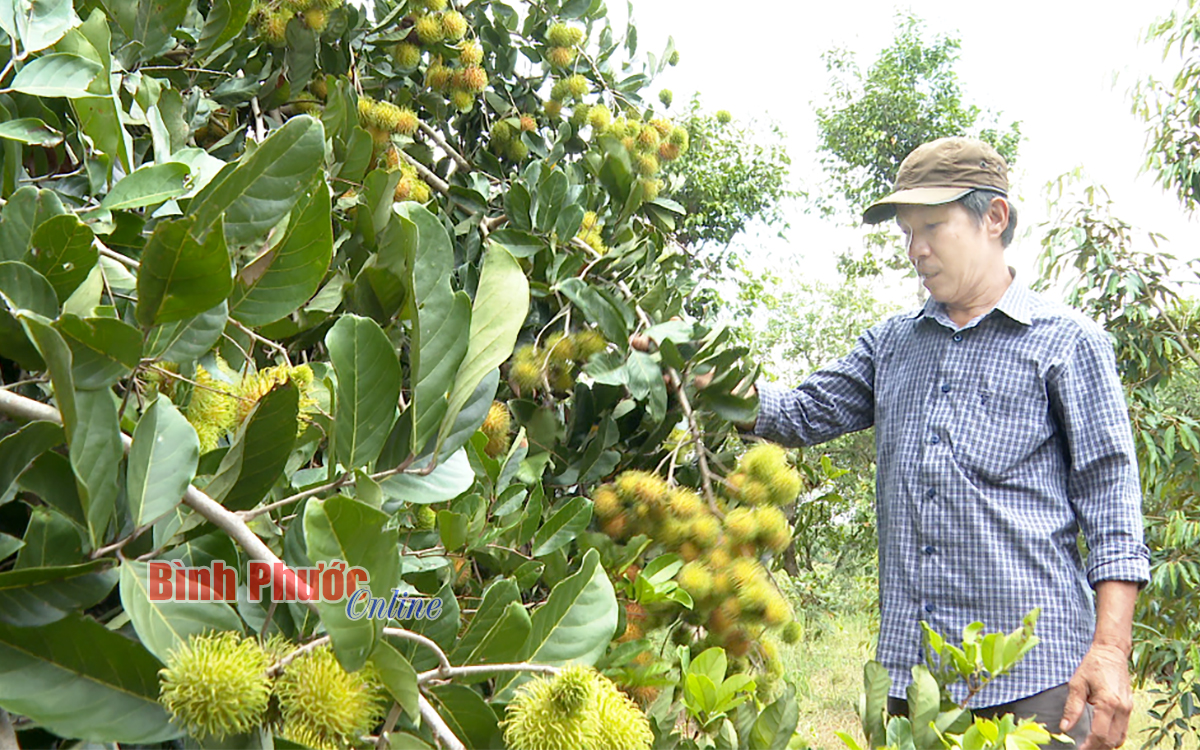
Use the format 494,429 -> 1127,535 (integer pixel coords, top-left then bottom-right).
776,607 -> 1198,750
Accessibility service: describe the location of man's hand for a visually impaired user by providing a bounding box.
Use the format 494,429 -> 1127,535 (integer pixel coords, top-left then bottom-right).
1062,643 -> 1132,749
1063,580 -> 1140,749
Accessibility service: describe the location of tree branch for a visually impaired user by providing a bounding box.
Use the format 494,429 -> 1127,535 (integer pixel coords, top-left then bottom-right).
0,710 -> 17,750
417,120 -> 471,172
417,662 -> 559,685
398,150 -> 451,196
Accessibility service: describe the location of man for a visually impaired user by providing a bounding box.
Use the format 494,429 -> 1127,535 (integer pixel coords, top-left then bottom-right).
677,138 -> 1148,749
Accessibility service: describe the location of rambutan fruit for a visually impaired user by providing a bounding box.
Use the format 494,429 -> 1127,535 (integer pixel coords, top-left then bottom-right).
457,64 -> 488,93
723,507 -> 758,546
441,10 -> 467,40
544,99 -> 563,118
588,104 -> 613,131
564,73 -> 589,99
426,63 -> 453,90
481,401 -> 512,458
450,89 -> 475,112
658,89 -> 672,108
546,22 -> 577,47
668,487 -> 703,519
276,645 -> 387,750
158,631 -> 271,740
392,42 -> 422,68
689,514 -> 722,549
414,14 -> 444,44
716,110 -> 732,124
458,40 -> 483,65
780,620 -> 803,644
592,485 -> 621,520
658,142 -> 681,161
676,561 -> 714,601
547,46 -> 576,68
668,49 -> 680,65
302,7 -> 328,32
519,114 -> 537,132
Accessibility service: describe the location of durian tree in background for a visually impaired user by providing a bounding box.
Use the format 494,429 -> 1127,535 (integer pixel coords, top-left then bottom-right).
0,0 -> 820,747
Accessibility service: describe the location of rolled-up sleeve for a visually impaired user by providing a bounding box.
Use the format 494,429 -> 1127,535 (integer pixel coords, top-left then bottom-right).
753,323 -> 880,448
1049,327 -> 1150,588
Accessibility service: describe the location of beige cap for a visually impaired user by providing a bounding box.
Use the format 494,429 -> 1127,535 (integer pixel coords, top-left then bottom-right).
862,137 -> 1009,224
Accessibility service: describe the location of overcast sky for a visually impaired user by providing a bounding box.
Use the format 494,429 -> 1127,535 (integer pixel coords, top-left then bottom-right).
612,0 -> 1200,296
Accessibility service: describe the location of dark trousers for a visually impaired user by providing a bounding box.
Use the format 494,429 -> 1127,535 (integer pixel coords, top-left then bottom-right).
887,683 -> 1092,750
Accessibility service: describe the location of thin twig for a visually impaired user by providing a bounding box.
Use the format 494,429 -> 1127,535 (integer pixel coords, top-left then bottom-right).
0,709 -> 16,750
417,120 -> 471,172
375,702 -> 402,750
91,525 -> 149,559
419,694 -> 464,750
95,240 -> 139,269
238,457 -> 417,521
230,319 -> 292,367
267,627 -> 451,678
417,662 -> 560,685
398,151 -> 451,195
0,377 -> 45,391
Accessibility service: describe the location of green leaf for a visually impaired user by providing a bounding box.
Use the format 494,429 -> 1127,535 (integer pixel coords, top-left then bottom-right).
126,396 -> 199,527
327,314 -> 401,470
56,313 -> 142,389
396,203 -> 471,456
2,0 -> 79,52
229,177 -> 333,326
70,388 -> 123,547
196,0 -> 252,59
557,276 -> 627,344
0,614 -> 179,743
531,496 -> 593,557
118,560 -> 243,664
0,186 -> 66,261
370,641 -> 420,721
0,260 -> 58,368
427,684 -> 501,749
18,453 -> 85,528
101,162 -> 190,210
8,53 -> 101,97
449,578 -> 520,664
862,660 -> 891,746
26,213 -> 97,300
145,301 -> 228,363
450,599 -> 530,678
204,383 -> 299,511
0,561 -> 117,626
437,510 -> 468,551
0,117 -> 62,146
906,665 -> 940,749
497,548 -> 617,699
0,420 -> 63,500
187,115 -> 325,246
437,243 -> 528,452
304,495 -> 400,671
136,215 -> 232,328
124,0 -> 189,62
0,533 -> 22,560
380,448 -> 474,508
749,684 -> 799,750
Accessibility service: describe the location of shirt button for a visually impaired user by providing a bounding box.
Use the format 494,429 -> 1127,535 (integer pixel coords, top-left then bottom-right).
926,488 -> 936,499
929,434 -> 940,444
952,333 -> 963,342
925,604 -> 935,613
941,383 -> 951,393
923,545 -> 935,555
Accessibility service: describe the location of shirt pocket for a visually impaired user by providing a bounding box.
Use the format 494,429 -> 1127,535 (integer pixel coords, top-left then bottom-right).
957,379 -> 1054,479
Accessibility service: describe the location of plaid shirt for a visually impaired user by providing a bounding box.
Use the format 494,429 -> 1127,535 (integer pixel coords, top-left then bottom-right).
754,278 -> 1150,707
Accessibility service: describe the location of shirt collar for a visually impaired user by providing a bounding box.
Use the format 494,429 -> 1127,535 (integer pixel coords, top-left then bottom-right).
903,267 -> 1033,327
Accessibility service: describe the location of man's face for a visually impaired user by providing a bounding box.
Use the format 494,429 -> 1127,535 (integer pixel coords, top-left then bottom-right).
895,201 -> 998,307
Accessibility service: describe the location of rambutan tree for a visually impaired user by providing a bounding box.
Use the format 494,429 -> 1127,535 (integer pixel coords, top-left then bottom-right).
0,0 -> 814,748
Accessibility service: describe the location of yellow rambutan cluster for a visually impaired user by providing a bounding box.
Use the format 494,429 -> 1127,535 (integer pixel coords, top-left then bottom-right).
253,0 -> 343,42
185,361 -> 240,453
275,645 -> 388,750
384,155 -> 432,203
159,631 -> 272,740
357,96 -> 421,146
501,666 -> 651,750
481,400 -> 512,458
576,210 -> 607,254
506,329 -> 610,395
725,442 -> 805,506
